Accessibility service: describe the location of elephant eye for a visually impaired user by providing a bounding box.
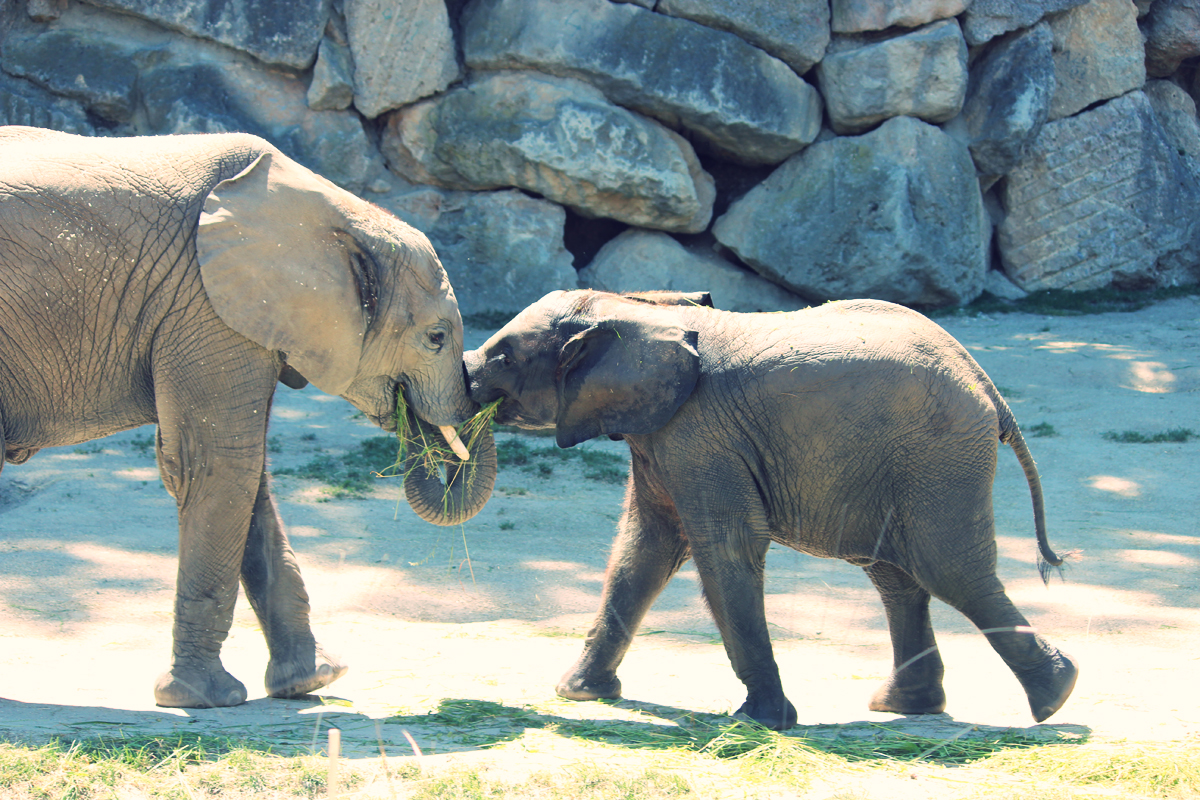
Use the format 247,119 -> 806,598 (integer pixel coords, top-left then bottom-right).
425,329 -> 446,352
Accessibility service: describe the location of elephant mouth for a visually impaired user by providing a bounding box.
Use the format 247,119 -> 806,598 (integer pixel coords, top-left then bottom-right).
375,380 -> 401,432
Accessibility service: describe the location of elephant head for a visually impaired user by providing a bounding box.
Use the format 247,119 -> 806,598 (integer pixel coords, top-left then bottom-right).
464,290 -> 709,448
195,148 -> 495,524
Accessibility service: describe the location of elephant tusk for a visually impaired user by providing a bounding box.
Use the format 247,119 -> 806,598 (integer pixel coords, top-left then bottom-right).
439,425 -> 471,461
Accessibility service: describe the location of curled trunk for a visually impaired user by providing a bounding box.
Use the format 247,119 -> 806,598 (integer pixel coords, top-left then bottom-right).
402,410 -> 497,526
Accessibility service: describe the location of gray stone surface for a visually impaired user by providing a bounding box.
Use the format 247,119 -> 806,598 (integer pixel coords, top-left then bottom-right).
1144,79 -> 1200,178
1,28 -> 139,123
578,229 -> 807,313
655,0 -> 830,75
960,0 -> 1089,46
1142,0 -> 1200,77
462,0 -> 821,165
831,0 -> 967,33
999,92 -> 1200,292
713,116 -> 988,308
378,188 -> 577,318
307,35 -> 355,111
78,0 -> 329,68
0,71 -> 93,134
817,19 -> 968,135
1047,0 -> 1145,121
381,71 -> 716,233
26,0 -> 66,21
140,58 -> 382,194
962,23 -> 1054,177
345,0 -> 460,119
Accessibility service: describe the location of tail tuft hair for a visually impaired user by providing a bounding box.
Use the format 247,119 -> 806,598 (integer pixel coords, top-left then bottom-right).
1037,549 -> 1080,586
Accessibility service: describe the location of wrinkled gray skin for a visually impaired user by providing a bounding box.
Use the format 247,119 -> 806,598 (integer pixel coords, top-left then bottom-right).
0,127 -> 495,708
465,289 -> 1078,730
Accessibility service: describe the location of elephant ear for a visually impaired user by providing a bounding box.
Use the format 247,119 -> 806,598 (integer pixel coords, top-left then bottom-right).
196,150 -> 367,396
554,318 -> 701,448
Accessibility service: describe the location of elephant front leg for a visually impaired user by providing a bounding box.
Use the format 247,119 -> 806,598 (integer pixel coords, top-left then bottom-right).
690,536 -> 797,730
153,465 -> 255,709
862,561 -> 947,715
242,473 -> 347,698
557,494 -> 690,703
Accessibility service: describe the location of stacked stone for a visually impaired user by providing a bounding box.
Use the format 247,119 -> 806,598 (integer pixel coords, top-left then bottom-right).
2,0 -> 1198,314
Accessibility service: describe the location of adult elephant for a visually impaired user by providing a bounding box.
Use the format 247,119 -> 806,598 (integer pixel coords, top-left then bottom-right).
464,289 -> 1077,729
0,127 -> 496,708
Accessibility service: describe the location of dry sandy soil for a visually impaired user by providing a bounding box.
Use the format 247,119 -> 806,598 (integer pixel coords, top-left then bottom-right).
0,297 -> 1196,793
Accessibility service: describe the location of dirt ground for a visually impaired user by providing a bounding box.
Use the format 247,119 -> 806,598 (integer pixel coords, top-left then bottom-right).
0,297 -> 1196,790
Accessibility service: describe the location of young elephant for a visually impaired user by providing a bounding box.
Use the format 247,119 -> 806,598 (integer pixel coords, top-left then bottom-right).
465,289 -> 1078,729
0,127 -> 496,708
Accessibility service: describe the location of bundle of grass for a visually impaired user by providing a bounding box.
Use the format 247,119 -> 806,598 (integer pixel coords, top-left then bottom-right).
377,391 -> 500,526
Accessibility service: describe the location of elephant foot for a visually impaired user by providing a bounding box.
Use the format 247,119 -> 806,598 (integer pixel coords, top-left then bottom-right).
868,676 -> 947,716
1017,648 -> 1078,722
734,692 -> 797,731
266,644 -> 348,699
556,669 -> 622,702
155,666 -> 248,708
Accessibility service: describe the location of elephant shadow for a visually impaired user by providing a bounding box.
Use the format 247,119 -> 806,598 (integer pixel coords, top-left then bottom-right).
371,696 -> 1093,764
0,694 -> 1092,766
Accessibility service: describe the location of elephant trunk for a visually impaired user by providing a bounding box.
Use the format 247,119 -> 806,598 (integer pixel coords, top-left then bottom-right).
402,409 -> 496,526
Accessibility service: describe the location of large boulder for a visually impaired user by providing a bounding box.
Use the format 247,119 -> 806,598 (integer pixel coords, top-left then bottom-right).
139,59 -> 383,193
960,0 -> 1089,46
831,0 -> 967,33
1144,80 -> 1200,179
1141,0 -> 1200,77
961,23 -> 1055,177
817,19 -> 967,135
461,0 -> 821,165
307,35 -> 355,112
579,229 -> 806,312
999,92 -> 1200,291
345,0 -> 460,119
0,71 -> 93,134
1,28 -> 140,124
378,188 -> 577,318
713,116 -> 988,308
655,0 -> 830,75
381,71 -> 716,233
1047,0 -> 1145,121
77,0 -> 329,69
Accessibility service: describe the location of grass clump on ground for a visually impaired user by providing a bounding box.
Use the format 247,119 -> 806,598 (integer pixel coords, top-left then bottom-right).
1,717 -> 1197,799
273,435 -> 401,499
496,437 -> 627,484
1103,428 -> 1195,444
0,734 -> 352,800
942,284 -> 1200,317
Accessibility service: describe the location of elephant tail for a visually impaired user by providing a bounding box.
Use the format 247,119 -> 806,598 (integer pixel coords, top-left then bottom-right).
998,409 -> 1071,584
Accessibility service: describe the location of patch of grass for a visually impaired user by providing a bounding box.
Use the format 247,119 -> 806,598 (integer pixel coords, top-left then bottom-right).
129,431 -> 156,457
1026,422 -> 1058,438
0,734 -> 346,800
942,284 -> 1200,317
273,435 -> 400,498
980,739 -> 1200,797
1102,428 -> 1195,444
1,717 -> 1194,799
496,438 -> 628,483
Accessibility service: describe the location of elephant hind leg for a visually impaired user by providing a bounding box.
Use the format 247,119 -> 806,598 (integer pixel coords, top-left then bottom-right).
242,472 -> 348,698
918,556 -> 1078,722
956,588 -> 1078,722
863,561 -> 946,715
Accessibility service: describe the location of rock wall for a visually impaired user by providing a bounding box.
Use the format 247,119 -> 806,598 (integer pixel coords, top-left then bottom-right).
2,0 -> 1198,315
